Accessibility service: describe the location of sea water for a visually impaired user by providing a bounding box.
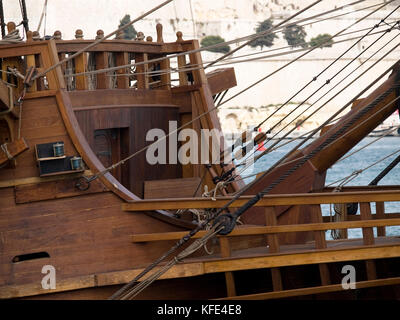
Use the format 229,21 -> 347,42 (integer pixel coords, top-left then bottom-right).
238,136 -> 400,239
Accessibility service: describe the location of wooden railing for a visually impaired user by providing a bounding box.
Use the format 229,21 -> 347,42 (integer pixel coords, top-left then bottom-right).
0,23 -> 201,97
125,188 -> 400,297
51,26 -> 199,92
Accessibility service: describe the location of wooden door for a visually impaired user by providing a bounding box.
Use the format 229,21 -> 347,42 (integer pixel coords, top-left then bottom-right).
94,128 -> 123,183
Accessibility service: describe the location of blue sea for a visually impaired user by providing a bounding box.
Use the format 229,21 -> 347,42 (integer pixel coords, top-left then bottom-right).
238,136 -> 400,239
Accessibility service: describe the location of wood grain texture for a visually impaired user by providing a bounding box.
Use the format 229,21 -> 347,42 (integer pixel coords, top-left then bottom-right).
123,189 -> 400,211
144,177 -> 201,199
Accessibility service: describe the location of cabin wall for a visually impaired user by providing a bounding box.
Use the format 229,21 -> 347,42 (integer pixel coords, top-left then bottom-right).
74,105 -> 182,197
0,95 -> 77,181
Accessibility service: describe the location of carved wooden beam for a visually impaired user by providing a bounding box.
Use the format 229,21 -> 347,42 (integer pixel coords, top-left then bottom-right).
0,138 -> 29,166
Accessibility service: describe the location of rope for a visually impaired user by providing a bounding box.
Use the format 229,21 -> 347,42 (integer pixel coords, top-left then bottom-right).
216,1 -> 392,65
328,147 -> 400,187
240,43 -> 400,191
17,88 -> 26,140
0,29 -> 22,44
337,124 -> 400,164
330,187 -> 346,240
109,2 -> 398,299
95,26 -> 396,81
213,3 -> 398,167
36,0 -> 48,33
113,87 -> 400,299
115,223 -> 223,300
109,221 -> 223,300
204,0 -> 324,69
216,86 -> 400,235
81,5 -> 396,191
230,21 -> 400,178
112,52 -> 400,302
62,0 -> 376,80
214,1 -> 397,110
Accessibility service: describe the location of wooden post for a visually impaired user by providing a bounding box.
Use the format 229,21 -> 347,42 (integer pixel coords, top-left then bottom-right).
160,57 -> 170,89
25,31 -> 37,92
310,204 -> 331,285
74,29 -> 87,90
156,23 -> 164,43
339,203 -> 348,239
219,237 -> 236,297
136,32 -> 145,41
136,54 -> 149,89
376,202 -> 386,237
153,24 -> 169,89
53,31 -> 66,75
360,202 -> 377,280
2,22 -> 23,91
94,30 -> 108,89
176,31 -> 188,86
115,52 -> 129,89
265,207 -> 283,291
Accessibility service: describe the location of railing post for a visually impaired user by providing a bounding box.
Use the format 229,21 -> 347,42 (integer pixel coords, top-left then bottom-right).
376,202 -> 386,237
339,203 -> 348,239
136,53 -> 149,89
219,237 -> 236,297
74,29 -> 87,90
265,206 -> 283,291
25,31 -> 37,92
115,52 -> 129,89
176,31 -> 188,86
156,24 -> 170,90
310,204 -> 331,285
360,202 -> 377,280
188,40 -> 206,85
94,30 -> 109,89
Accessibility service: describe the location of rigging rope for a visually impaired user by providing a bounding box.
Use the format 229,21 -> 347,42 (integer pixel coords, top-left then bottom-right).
241,44 -> 400,194
109,3 -> 400,299
98,26 -> 396,81
32,0 -> 175,81
213,85 -> 400,237
337,124 -> 400,164
204,0 -> 324,69
63,0 -> 375,80
226,19 -> 400,176
328,146 -> 400,187
81,2 -> 399,191
77,1 -> 335,189
212,2 -> 397,167
36,0 -> 48,35
112,89 -> 400,300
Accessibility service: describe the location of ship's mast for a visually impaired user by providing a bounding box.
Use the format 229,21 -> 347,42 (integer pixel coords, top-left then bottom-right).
0,0 -> 5,38
19,0 -> 29,33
